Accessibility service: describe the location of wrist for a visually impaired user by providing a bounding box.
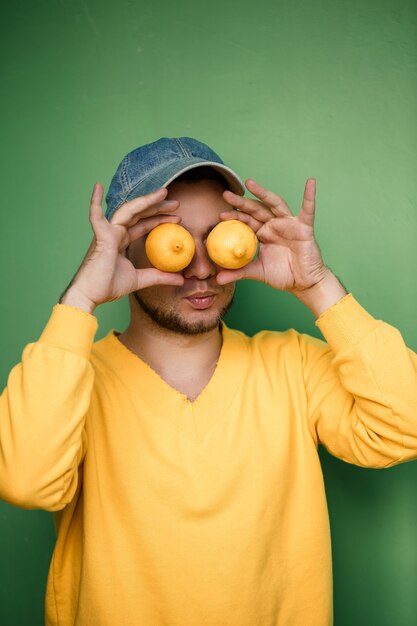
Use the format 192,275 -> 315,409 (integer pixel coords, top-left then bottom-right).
292,269 -> 348,318
59,286 -> 97,315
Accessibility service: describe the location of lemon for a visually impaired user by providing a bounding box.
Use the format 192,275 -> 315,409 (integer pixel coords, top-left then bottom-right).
145,223 -> 195,272
206,219 -> 258,269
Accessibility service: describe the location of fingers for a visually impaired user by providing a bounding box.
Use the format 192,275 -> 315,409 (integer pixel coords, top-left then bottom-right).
218,210 -> 263,233
91,180 -> 104,202
225,178 -> 317,231
89,182 -> 107,234
298,178 -> 316,226
215,267 -> 250,285
244,179 -> 293,217
135,268 -> 184,290
127,214 -> 181,243
222,190 -> 276,223
110,188 -> 179,228
216,258 -> 265,285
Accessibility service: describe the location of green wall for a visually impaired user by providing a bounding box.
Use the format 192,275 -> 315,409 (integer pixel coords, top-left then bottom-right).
1,0 -> 417,623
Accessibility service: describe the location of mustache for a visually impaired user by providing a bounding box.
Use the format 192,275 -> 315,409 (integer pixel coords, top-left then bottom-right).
176,280 -> 221,296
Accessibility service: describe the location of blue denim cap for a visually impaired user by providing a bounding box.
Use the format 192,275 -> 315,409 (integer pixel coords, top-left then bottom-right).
105,137 -> 245,220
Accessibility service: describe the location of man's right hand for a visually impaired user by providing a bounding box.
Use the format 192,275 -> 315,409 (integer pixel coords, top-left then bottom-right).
59,183 -> 184,314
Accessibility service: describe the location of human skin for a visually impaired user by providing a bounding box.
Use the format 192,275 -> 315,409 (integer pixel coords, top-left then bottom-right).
217,178 -> 347,317
60,187 -> 186,313
123,180 -> 236,337
61,177 -> 347,319
60,176 -> 347,399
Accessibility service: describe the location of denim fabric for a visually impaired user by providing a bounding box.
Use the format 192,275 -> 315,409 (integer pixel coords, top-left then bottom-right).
104,137 -> 244,220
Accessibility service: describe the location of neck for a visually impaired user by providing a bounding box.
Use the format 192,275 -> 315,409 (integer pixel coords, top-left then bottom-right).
117,297 -> 223,400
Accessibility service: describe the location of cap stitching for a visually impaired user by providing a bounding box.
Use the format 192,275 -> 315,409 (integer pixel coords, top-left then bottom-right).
121,156 -> 203,202
120,155 -> 130,195
106,139 -> 245,220
175,138 -> 191,158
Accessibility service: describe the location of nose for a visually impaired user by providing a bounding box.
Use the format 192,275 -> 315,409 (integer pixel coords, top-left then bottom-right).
183,240 -> 217,280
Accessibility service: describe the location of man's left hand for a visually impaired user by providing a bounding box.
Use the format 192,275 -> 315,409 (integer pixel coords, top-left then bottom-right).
216,178 -> 347,317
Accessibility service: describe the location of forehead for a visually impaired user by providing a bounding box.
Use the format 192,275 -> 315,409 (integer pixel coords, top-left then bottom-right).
166,180 -> 232,232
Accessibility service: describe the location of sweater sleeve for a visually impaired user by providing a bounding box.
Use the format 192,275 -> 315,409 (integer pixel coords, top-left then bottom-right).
301,294 -> 417,468
0,304 -> 97,511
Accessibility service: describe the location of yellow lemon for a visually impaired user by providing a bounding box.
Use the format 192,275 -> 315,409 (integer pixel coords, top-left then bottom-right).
206,219 -> 258,269
145,223 -> 195,272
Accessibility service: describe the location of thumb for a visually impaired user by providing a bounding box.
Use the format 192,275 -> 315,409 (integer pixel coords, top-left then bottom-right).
216,260 -> 263,285
135,268 -> 185,290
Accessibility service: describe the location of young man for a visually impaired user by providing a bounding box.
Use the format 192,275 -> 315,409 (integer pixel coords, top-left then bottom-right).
1,137 -> 417,626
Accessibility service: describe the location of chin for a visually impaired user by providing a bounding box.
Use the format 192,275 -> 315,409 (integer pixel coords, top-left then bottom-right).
133,291 -> 234,336
176,310 -> 224,335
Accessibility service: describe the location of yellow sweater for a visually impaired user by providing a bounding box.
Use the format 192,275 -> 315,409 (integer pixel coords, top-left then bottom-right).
1,294 -> 417,626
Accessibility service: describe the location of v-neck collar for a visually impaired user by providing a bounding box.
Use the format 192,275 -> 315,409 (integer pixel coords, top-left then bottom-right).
95,322 -> 249,443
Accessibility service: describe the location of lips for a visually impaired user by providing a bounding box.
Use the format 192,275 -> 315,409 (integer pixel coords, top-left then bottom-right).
185,291 -> 216,310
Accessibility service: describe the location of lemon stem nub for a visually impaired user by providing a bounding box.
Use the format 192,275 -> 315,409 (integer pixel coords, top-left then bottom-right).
206,219 -> 257,269
145,223 -> 195,272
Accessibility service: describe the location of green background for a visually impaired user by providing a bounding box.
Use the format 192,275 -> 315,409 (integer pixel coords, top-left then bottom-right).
1,0 -> 417,623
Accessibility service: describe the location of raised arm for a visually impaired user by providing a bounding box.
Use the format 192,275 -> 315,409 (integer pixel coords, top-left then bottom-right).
216,177 -> 347,316
218,178 -> 417,466
0,183 -> 184,510
302,295 -> 417,467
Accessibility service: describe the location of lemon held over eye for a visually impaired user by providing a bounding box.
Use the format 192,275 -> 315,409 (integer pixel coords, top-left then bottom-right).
206,219 -> 258,269
145,223 -> 195,272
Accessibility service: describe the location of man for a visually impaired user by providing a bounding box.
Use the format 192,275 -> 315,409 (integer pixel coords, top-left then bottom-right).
1,136 -> 417,626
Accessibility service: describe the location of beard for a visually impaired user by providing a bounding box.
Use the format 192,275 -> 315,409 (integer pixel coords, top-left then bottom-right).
132,287 -> 235,336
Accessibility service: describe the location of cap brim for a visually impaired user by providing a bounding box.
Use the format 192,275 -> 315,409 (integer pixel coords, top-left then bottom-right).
161,160 -> 245,196
107,156 -> 246,220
